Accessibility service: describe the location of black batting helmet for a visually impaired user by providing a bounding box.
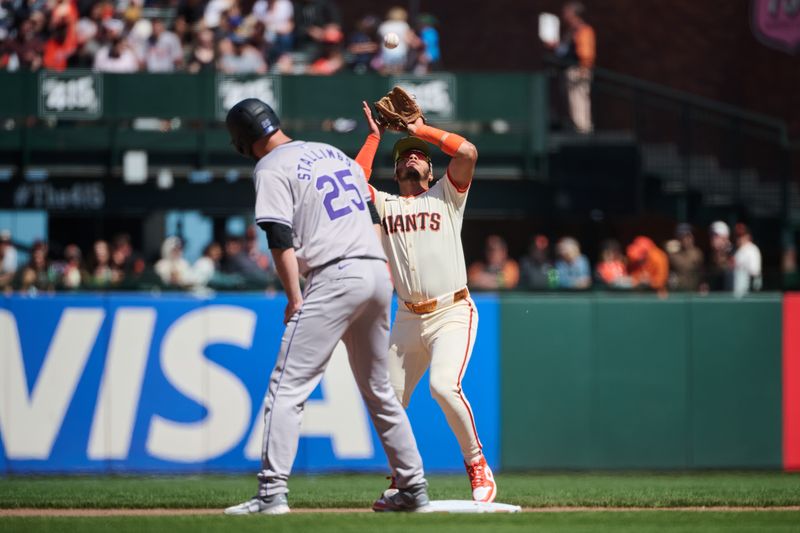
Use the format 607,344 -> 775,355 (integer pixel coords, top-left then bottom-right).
225,98 -> 281,159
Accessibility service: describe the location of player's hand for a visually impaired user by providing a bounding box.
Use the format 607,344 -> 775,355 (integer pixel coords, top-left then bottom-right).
362,101 -> 384,137
284,296 -> 303,325
406,116 -> 425,135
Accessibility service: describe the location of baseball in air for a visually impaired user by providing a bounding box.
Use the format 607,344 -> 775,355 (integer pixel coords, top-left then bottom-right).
384,32 -> 400,49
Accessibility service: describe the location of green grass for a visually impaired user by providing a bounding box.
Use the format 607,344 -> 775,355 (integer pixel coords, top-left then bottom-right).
1,472 -> 799,509
2,473 -> 800,533
2,512 -> 800,533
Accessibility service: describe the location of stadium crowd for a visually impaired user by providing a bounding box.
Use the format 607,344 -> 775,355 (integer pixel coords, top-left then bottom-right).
0,0 -> 440,74
466,221 -> 763,298
0,225 -> 279,293
0,221 -> 763,297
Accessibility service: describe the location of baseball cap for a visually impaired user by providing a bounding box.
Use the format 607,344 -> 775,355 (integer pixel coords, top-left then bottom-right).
392,137 -> 431,162
710,221 -> 730,238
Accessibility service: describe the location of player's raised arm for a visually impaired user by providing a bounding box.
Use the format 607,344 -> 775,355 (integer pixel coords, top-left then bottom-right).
354,101 -> 384,181
407,118 -> 477,191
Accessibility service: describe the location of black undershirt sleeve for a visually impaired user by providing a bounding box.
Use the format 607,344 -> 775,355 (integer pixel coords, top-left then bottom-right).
258,221 -> 293,249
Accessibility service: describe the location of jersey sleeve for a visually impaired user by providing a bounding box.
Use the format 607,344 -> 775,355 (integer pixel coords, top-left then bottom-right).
440,169 -> 469,212
254,167 -> 294,228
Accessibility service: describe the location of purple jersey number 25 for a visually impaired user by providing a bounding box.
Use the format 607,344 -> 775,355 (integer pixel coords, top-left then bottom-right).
316,168 -> 366,221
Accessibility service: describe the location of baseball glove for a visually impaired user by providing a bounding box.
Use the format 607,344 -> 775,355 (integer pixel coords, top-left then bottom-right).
373,86 -> 425,131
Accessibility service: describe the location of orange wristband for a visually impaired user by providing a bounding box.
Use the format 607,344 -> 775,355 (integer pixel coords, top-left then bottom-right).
355,133 -> 380,180
414,125 -> 466,157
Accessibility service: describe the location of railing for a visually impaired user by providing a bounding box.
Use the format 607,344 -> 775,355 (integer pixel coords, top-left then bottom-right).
583,65 -> 797,228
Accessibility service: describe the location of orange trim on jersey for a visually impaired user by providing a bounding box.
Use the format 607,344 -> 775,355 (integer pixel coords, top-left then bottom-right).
456,300 -> 483,451
446,169 -> 471,193
367,183 -> 376,203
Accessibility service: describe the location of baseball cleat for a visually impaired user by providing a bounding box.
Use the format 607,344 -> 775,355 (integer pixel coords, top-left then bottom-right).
372,482 -> 430,512
466,456 -> 496,503
224,493 -> 290,515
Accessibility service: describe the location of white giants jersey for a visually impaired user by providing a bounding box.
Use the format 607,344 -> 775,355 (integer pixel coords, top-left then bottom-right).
253,141 -> 386,275
370,171 -> 469,303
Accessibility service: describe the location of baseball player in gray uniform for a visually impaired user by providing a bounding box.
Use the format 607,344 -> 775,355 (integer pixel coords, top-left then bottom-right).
222,98 -> 428,515
355,101 -> 496,503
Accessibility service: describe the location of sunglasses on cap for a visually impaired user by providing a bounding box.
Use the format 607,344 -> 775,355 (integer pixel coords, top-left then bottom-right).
397,149 -> 429,162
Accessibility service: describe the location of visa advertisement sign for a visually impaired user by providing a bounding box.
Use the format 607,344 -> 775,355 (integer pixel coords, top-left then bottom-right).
0,294 -> 499,473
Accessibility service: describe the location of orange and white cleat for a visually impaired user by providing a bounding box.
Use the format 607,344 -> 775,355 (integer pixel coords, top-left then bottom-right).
465,456 -> 496,503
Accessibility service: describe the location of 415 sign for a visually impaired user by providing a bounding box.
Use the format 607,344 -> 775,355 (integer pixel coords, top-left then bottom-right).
39,71 -> 103,119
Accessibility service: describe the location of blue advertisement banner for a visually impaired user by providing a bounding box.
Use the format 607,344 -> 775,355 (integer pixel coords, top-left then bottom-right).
0,293 -> 499,474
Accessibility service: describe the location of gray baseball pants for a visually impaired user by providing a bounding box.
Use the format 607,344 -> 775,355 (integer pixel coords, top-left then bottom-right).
256,258 -> 426,496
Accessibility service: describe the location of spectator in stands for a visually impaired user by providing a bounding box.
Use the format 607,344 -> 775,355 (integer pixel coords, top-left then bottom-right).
414,13 -> 440,73
93,20 -> 139,72
666,223 -> 704,292
519,234 -> 555,290
238,16 -> 266,56
543,1 -> 595,134
0,230 -> 17,275
626,236 -> 668,295
347,14 -> 379,74
595,239 -> 629,288
554,236 -> 591,289
86,239 -> 117,287
187,28 -> 216,72
204,0 -> 234,30
218,33 -> 267,73
223,234 -> 273,288
306,23 -> 343,75
2,16 -> 44,70
468,235 -> 519,290
377,6 -> 414,74
42,21 -> 75,70
0,231 -> 15,292
244,224 -> 274,276
293,0 -> 341,61
19,241 -> 55,293
252,0 -> 293,64
67,17 -> 100,68
143,18 -> 183,72
57,243 -> 87,290
155,236 -> 194,288
193,241 -> 224,288
732,223 -> 762,297
706,220 -> 733,291
177,0 -> 206,27
110,233 -> 145,285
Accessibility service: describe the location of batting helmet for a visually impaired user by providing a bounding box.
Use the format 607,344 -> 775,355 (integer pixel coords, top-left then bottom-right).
225,98 -> 281,159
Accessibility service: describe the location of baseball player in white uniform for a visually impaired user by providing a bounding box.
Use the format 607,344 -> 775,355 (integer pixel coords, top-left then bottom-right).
355,102 -> 496,503
222,98 -> 429,514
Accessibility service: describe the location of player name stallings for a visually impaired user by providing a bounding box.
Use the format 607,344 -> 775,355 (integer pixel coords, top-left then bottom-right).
382,212 -> 441,234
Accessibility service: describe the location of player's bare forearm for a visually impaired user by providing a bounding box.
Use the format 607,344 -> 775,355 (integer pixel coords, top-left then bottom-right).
408,118 -> 477,190
272,247 -> 303,324
446,139 -> 478,190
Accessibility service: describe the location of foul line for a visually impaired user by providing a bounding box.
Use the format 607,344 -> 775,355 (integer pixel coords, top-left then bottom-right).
1,506 -> 800,517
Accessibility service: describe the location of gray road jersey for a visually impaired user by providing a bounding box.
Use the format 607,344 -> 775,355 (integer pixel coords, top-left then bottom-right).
253,140 -> 386,275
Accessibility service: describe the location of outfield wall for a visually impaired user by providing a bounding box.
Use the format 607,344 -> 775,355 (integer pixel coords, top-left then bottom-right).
500,294 -> 788,470
1,293 -> 797,474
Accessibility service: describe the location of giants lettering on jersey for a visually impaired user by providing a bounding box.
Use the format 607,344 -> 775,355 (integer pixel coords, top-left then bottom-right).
382,212 -> 441,234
